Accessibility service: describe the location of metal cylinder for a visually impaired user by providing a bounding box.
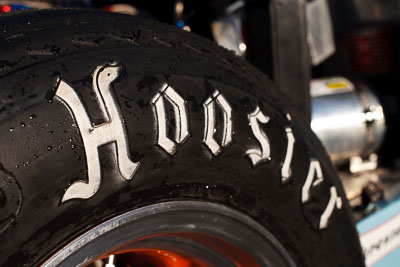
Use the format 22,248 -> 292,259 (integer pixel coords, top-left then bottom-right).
311,77 -> 386,164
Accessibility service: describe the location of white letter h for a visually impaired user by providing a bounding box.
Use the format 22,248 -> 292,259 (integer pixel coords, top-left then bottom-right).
55,64 -> 140,202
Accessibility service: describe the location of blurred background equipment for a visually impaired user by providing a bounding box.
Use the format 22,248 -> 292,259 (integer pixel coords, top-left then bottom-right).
310,77 -> 386,168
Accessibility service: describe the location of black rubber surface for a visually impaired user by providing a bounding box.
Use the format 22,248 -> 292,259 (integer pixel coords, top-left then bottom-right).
0,9 -> 364,266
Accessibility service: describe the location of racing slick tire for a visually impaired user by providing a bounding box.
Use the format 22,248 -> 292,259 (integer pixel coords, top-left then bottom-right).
0,9 -> 364,267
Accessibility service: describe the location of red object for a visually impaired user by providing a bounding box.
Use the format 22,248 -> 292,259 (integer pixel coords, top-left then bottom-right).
345,27 -> 393,76
88,232 -> 259,267
98,5 -> 113,12
114,249 -> 207,267
0,5 -> 12,12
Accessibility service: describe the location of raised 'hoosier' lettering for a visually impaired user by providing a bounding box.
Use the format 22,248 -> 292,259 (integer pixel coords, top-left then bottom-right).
203,90 -> 233,156
152,84 -> 190,155
52,64 -> 343,231
302,160 -> 343,229
246,106 -> 271,166
55,64 -> 140,202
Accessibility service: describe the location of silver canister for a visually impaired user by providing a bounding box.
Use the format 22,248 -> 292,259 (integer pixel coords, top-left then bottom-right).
311,77 -> 386,164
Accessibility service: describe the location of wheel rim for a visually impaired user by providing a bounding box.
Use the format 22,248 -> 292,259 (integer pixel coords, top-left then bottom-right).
88,231 -> 261,267
99,248 -> 208,267
42,201 -> 296,267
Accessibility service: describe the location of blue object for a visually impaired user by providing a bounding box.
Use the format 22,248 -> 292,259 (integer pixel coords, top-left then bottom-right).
9,4 -> 30,11
357,198 -> 400,267
0,4 -> 30,12
176,20 -> 185,29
